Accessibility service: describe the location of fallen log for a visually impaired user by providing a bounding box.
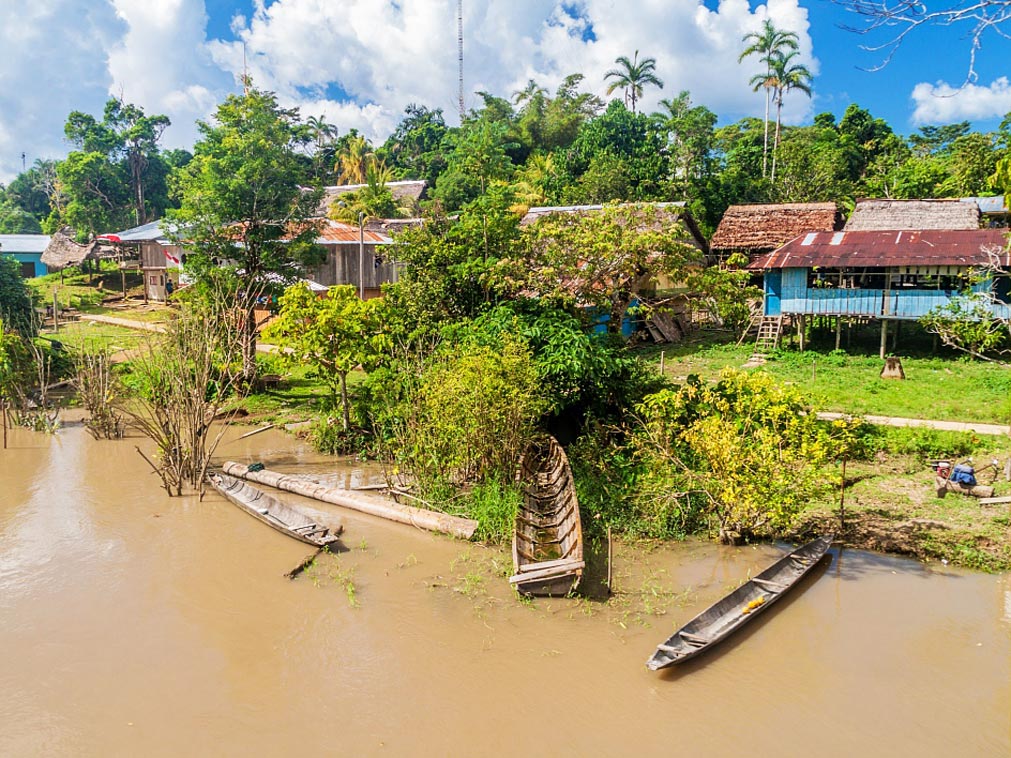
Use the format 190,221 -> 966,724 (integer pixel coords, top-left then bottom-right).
935,476 -> 995,499
223,461 -> 478,539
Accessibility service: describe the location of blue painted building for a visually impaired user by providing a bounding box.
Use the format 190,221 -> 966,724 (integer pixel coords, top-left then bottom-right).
0,234 -> 51,277
749,229 -> 1011,321
747,229 -> 1011,355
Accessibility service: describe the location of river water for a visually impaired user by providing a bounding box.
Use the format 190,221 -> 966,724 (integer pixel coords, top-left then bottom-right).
1,423 -> 1009,757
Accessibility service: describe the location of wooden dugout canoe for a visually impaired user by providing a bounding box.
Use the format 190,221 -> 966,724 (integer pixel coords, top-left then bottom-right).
646,534 -> 834,671
208,471 -> 343,548
509,436 -> 584,597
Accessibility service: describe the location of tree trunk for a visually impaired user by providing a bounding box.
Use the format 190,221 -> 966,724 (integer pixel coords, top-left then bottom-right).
762,83 -> 771,178
771,92 -> 783,183
243,305 -> 258,383
339,371 -> 350,431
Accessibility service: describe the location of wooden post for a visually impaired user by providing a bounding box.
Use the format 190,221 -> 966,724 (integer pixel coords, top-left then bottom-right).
121,268 -> 127,300
835,316 -> 842,351
53,291 -> 59,333
659,350 -> 665,377
879,319 -> 888,359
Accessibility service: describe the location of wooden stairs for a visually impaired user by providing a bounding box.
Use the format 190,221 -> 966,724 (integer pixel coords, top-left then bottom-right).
749,316 -> 784,361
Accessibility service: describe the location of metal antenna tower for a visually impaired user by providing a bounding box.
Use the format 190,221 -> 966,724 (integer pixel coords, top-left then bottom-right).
457,0 -> 464,121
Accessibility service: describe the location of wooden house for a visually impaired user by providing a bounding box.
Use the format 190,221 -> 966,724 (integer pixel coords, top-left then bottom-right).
306,220 -> 397,299
710,202 -> 844,263
0,234 -> 50,277
747,228 -> 1010,356
102,220 -> 184,301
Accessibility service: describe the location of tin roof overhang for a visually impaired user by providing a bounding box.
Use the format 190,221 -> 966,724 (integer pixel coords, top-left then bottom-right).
748,229 -> 1010,270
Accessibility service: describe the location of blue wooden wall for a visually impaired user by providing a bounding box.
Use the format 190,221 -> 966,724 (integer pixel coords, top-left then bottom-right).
764,267 -> 1006,320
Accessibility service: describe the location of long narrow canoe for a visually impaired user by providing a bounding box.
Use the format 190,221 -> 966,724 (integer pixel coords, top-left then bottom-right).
646,534 -> 834,670
509,436 -> 584,597
208,471 -> 343,548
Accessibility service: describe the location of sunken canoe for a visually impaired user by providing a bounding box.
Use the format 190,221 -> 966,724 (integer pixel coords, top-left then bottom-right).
646,534 -> 834,670
509,435 -> 584,597
208,471 -> 343,548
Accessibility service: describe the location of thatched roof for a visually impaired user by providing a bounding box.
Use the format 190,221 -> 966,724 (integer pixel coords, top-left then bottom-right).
40,228 -> 110,270
710,202 -> 843,253
845,199 -> 980,231
318,180 -> 427,216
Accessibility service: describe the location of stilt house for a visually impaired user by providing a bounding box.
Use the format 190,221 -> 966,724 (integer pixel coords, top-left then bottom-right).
747,228 -> 1010,355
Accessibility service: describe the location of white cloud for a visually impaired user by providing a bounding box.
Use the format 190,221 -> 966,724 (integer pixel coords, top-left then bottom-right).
107,0 -> 233,150
911,77 -> 1011,124
0,0 -> 819,184
0,0 -> 123,181
209,0 -> 818,144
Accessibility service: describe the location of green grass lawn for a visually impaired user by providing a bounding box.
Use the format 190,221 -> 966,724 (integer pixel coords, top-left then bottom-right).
638,327 -> 1011,425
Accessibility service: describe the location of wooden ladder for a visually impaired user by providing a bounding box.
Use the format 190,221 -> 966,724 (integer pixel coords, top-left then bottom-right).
750,316 -> 783,360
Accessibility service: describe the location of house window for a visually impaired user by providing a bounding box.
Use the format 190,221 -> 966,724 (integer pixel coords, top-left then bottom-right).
19,261 -> 35,278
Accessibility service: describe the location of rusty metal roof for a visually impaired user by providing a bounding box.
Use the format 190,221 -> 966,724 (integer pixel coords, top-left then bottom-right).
316,220 -> 392,245
748,229 -> 1010,270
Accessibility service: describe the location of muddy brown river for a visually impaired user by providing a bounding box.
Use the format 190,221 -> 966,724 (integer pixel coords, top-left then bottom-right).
2,422 -> 1009,756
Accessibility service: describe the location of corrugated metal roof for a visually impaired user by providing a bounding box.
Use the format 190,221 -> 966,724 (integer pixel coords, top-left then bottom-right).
961,196 -> 1008,214
748,229 -> 1010,270
101,220 -> 175,244
0,234 -> 51,254
316,220 -> 392,245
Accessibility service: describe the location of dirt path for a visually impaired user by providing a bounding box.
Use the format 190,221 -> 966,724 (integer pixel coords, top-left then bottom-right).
82,313 -> 279,353
816,411 -> 1009,436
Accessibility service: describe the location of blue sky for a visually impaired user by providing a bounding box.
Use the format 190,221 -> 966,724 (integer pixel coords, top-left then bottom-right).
1,0 -> 1008,183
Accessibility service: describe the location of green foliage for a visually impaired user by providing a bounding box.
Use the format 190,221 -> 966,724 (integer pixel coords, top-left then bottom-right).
630,370 -> 846,541
921,290 -> 1007,359
560,101 -> 669,202
376,336 -> 545,496
459,302 -> 665,419
509,202 -> 702,333
0,257 -> 36,338
464,478 -> 522,544
52,98 -> 174,232
169,83 -> 323,378
603,50 -> 664,114
380,104 -> 449,186
263,283 -> 389,430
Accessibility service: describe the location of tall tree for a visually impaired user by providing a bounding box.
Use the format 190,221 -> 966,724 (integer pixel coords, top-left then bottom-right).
604,51 -> 664,114
169,82 -> 322,381
769,50 -> 814,182
62,98 -> 171,227
739,19 -> 800,177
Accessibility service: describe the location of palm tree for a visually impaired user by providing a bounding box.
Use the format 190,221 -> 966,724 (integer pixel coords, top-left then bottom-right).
335,134 -> 374,185
604,50 -> 664,113
739,19 -> 799,177
769,50 -> 814,182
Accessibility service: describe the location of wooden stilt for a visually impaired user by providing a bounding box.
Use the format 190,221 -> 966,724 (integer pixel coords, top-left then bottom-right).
879,319 -> 888,359
835,316 -> 842,351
